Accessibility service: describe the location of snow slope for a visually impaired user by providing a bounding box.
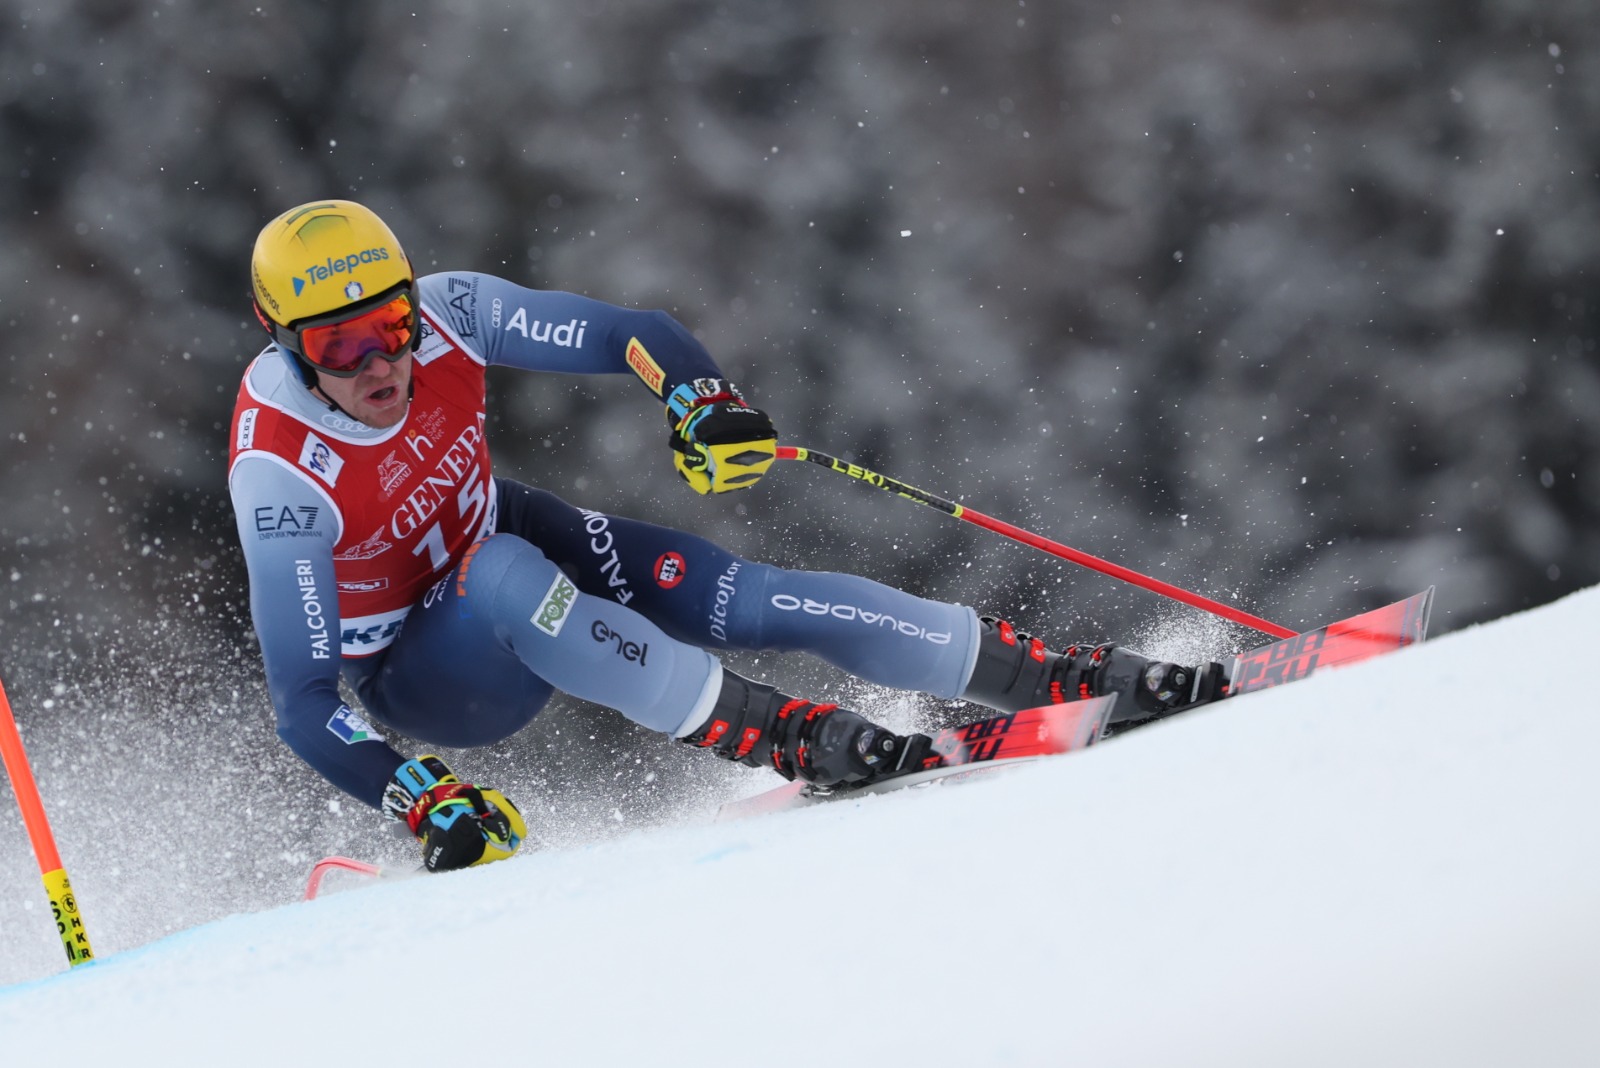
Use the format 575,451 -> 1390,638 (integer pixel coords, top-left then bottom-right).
2,588 -> 1597,1067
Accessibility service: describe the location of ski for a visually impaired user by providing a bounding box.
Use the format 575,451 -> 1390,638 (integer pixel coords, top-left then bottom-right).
716,696 -> 1119,820
302,855 -> 421,900
1226,587 -> 1433,696
717,588 -> 1435,819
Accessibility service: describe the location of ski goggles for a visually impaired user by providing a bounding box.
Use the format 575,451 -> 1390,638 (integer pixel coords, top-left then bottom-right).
263,286 -> 419,377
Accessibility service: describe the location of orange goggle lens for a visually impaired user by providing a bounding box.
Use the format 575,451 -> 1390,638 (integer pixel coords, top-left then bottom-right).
299,294 -> 417,376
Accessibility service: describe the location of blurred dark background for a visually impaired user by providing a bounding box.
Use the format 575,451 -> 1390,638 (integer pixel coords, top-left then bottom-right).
2,0 -> 1597,980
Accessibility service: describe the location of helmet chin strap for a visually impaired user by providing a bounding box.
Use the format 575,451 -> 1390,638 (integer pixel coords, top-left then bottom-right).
311,384 -> 358,422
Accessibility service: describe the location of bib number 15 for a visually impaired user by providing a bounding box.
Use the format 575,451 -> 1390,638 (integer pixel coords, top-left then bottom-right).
411,475 -> 488,572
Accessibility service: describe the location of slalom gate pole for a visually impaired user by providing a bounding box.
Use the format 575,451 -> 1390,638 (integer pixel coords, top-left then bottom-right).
0,671 -> 96,967
776,445 -> 1296,640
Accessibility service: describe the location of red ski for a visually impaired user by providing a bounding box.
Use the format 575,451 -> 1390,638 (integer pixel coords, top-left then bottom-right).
717,589 -> 1435,819
302,856 -> 423,900
1226,587 -> 1433,695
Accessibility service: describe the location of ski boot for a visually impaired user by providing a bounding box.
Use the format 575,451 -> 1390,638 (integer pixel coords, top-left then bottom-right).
679,668 -> 930,786
959,616 -> 1228,734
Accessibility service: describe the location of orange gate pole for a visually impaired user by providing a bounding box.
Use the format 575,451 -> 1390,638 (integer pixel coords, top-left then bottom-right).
0,672 -> 95,967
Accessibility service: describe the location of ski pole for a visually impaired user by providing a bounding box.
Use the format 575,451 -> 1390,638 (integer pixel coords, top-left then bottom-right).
0,671 -> 96,967
776,445 -> 1296,640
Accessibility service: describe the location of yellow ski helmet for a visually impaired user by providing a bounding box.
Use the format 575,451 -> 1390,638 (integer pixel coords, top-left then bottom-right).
250,200 -> 417,373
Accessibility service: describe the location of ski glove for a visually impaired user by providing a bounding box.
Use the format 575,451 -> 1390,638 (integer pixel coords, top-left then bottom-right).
381,755 -> 526,872
665,377 -> 777,494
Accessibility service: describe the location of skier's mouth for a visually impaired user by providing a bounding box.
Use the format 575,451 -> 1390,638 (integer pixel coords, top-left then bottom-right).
369,385 -> 399,403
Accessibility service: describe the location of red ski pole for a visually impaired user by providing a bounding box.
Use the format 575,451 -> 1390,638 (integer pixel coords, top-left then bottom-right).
776,445 -> 1296,640
0,671 -> 96,966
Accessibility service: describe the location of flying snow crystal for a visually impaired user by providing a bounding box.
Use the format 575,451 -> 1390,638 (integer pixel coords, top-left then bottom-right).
900,230 -> 912,237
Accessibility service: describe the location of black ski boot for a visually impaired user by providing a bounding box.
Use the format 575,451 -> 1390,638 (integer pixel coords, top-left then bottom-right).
680,668 -> 930,786
959,616 -> 1227,732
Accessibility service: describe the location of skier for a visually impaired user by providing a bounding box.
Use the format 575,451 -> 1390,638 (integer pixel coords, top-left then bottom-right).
230,200 -> 1211,872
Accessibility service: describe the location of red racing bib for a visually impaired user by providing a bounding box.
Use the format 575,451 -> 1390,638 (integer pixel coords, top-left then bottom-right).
230,311 -> 496,655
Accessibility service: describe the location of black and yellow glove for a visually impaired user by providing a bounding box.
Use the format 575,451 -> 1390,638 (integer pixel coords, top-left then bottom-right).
381,755 -> 526,872
665,378 -> 777,494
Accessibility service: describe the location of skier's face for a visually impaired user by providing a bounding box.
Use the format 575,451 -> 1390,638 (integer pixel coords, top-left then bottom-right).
313,349 -> 412,429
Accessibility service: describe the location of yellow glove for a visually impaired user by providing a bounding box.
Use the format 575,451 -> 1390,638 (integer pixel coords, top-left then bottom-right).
665,379 -> 777,494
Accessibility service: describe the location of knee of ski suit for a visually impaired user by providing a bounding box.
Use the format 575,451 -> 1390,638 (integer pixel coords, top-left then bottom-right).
455,533 -> 721,737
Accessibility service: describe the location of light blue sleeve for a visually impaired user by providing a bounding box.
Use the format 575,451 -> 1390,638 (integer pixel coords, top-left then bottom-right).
229,455 -> 409,806
417,271 -> 724,394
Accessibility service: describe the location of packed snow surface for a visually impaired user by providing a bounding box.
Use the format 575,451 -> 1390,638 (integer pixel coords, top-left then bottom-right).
2,588 -> 1597,1066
